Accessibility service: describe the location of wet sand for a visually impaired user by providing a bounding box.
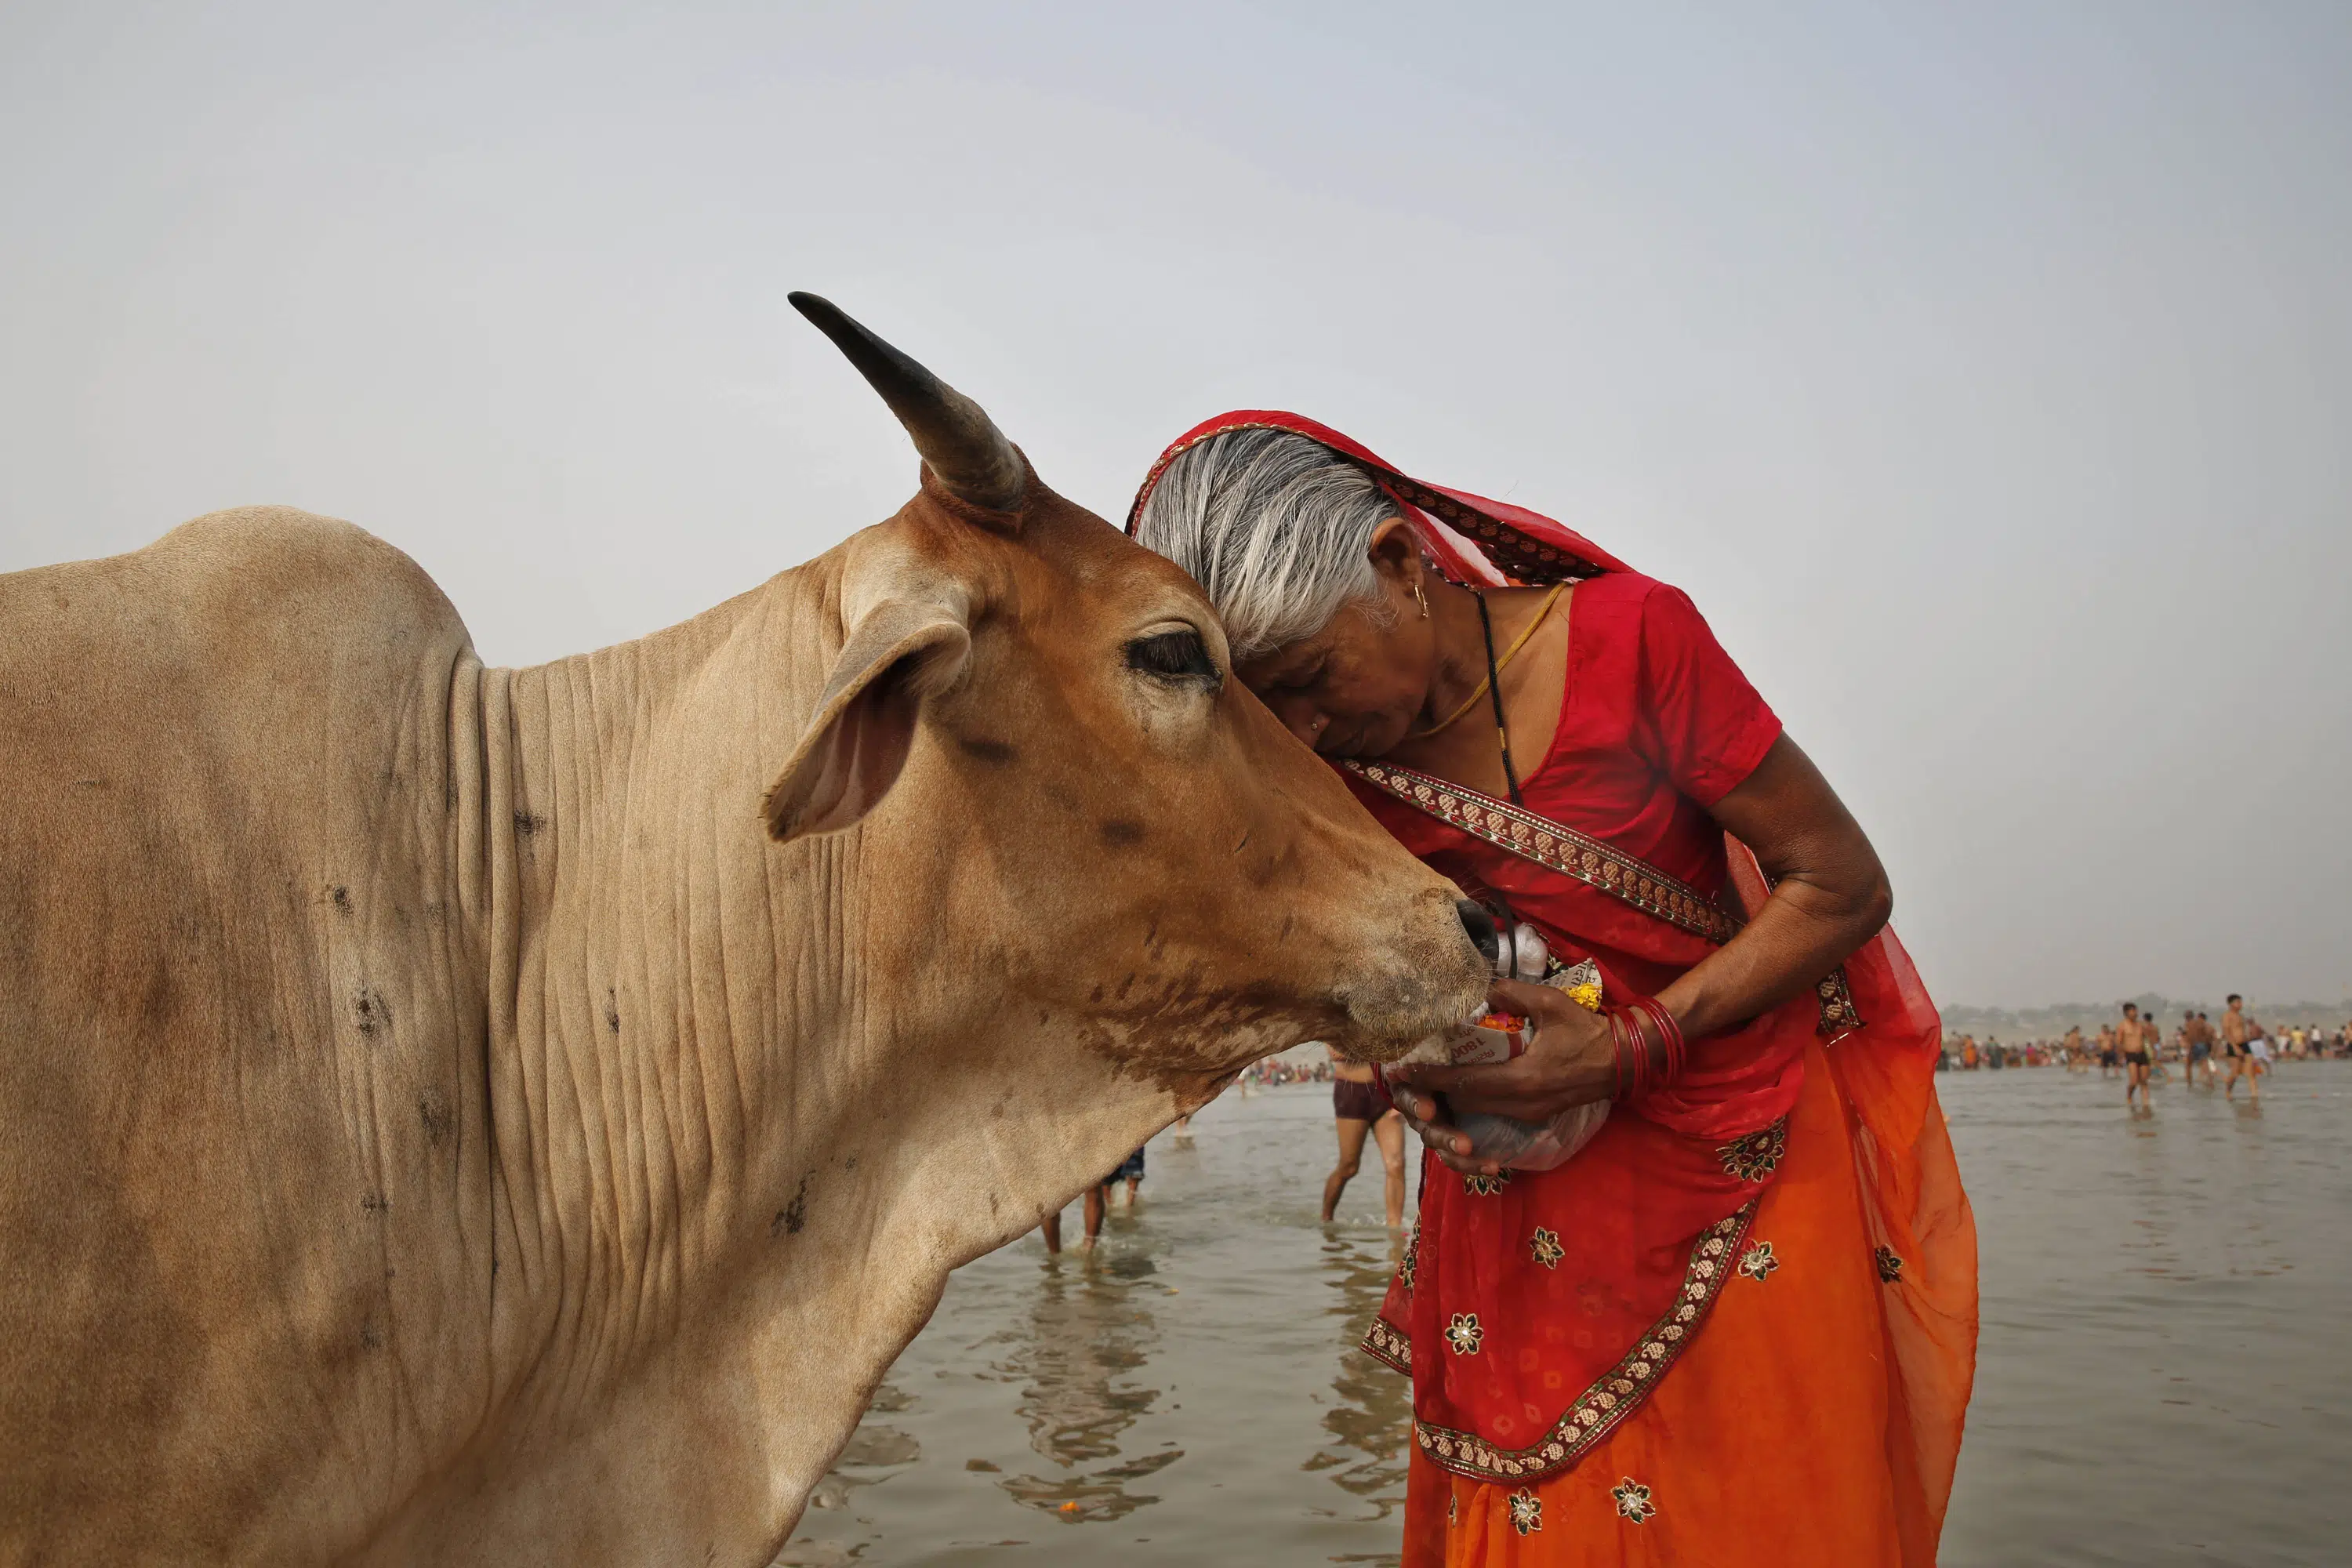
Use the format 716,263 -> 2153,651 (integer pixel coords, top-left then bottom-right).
782,1063 -> 2352,1566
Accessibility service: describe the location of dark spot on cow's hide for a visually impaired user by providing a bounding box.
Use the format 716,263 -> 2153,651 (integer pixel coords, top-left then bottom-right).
844,1156 -> 858,1172
361,1322 -> 383,1351
354,986 -> 388,1037
770,1173 -> 811,1239
958,736 -> 1017,765
72,777 -> 105,789
1098,818 -> 1145,848
331,885 -> 352,915
514,811 -> 547,837
138,962 -> 178,1026
418,1093 -> 454,1149
604,989 -> 621,1035
361,1191 -> 390,1214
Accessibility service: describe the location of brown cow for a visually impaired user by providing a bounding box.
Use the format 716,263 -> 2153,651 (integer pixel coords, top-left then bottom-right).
0,295 -> 1490,1565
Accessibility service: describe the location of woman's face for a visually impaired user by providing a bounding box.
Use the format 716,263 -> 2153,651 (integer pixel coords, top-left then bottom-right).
1235,521 -> 1436,758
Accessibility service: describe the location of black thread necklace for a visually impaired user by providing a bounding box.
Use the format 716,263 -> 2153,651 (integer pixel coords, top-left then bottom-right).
1472,590 -> 1525,805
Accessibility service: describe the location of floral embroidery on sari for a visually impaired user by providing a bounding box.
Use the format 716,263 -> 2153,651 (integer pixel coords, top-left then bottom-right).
1529,1226 -> 1565,1269
1410,1205 -> 1755,1485
1716,1118 -> 1788,1181
1445,1313 -> 1486,1356
1738,1241 -> 1780,1281
1506,1489 -> 1544,1535
1611,1478 -> 1657,1523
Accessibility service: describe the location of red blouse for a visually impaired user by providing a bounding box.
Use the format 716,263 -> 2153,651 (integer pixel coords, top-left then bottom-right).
1360,571 -> 1781,996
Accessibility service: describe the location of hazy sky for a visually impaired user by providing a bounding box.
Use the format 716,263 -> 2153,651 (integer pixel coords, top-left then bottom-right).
5,2 -> 2347,1007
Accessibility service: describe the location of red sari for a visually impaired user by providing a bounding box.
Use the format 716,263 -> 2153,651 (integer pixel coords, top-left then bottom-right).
1131,415 -> 1977,1566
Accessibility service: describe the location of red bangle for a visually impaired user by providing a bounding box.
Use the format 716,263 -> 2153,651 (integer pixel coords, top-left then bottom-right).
1606,996 -> 1688,1100
1632,996 -> 1688,1086
1608,1007 -> 1639,1101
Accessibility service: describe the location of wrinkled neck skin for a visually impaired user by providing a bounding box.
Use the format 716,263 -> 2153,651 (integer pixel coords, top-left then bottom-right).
376,557 -> 1243,1566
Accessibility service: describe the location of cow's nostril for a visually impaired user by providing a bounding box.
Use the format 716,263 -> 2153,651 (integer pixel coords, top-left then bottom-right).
1454,899 -> 1500,973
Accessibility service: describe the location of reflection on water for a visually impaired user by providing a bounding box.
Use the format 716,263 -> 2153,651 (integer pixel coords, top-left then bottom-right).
782,1065 -> 2352,1567
1306,1232 -> 1413,1520
777,1087 -> 1421,1566
995,1251 -> 1178,1521
1942,1063 -> 2351,1568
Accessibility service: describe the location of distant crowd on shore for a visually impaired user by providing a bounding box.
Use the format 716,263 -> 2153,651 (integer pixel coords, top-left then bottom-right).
1940,995 -> 2349,1109
1944,1018 -> 2349,1071
1238,1055 -> 1338,1088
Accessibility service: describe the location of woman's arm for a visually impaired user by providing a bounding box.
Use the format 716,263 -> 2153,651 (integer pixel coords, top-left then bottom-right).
1392,735 -> 1889,1140
1654,733 -> 1890,1040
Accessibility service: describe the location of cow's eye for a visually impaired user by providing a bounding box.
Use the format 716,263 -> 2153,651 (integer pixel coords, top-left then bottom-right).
1126,628 -> 1221,688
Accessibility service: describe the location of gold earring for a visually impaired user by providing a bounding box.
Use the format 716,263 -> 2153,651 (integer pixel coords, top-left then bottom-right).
1414,579 -> 1429,619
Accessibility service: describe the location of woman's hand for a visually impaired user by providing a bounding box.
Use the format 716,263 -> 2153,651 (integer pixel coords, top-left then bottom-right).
1388,1082 -> 1490,1175
1388,977 -> 1618,1126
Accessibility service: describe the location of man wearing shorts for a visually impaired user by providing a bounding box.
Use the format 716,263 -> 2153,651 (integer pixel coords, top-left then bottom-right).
2118,1002 -> 2156,1109
1040,1145 -> 1146,1254
2221,994 -> 2262,1102
1323,1046 -> 1406,1227
2184,1010 -> 2216,1087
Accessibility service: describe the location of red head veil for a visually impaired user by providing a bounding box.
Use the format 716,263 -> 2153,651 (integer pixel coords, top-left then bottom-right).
1124,410 -> 1633,587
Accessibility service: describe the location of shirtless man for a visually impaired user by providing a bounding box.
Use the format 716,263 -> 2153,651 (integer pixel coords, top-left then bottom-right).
2063,1025 -> 2086,1073
1323,1045 -> 1407,1227
2183,1010 -> 2216,1087
2096,1024 -> 2120,1078
2117,1002 -> 2157,1109
2220,994 -> 2263,1102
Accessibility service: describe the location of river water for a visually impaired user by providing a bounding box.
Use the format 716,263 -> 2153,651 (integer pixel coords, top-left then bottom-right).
779,1062 -> 2352,1566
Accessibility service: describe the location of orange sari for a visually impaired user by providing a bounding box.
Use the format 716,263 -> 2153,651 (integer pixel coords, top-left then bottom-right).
1403,999 -> 1976,1566
1368,782 -> 1977,1568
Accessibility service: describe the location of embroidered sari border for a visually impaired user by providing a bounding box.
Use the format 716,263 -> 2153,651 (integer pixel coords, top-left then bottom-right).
1342,760 -> 1744,946
1344,760 -> 1867,1040
1360,1314 -> 1413,1375
1377,474 -> 1606,583
1407,1203 -> 1758,1486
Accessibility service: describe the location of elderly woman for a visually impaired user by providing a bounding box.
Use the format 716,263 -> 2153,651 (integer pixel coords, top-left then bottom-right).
1131,413 -> 1976,1568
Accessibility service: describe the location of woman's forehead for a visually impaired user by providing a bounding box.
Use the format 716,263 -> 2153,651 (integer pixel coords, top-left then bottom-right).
1236,630 -> 1331,684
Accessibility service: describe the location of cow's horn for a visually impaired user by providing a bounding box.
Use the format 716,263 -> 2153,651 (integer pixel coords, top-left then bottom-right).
789,292 -> 1025,512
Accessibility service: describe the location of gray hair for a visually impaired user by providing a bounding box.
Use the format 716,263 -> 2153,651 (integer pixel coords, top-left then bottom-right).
1133,428 -> 1399,659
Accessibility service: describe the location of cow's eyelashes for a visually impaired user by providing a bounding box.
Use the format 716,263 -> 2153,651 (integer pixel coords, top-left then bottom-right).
1126,629 -> 1221,688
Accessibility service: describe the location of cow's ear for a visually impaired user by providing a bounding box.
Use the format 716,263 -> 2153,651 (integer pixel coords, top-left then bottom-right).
764,597 -> 972,843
